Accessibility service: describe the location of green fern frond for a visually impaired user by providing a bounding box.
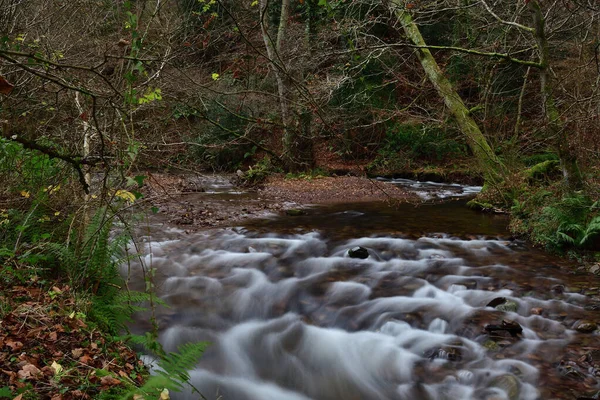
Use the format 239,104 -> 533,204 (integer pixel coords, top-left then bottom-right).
119,341 -> 209,400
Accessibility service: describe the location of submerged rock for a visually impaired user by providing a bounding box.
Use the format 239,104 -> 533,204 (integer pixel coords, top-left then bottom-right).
285,209 -> 306,216
575,321 -> 597,333
484,320 -> 523,337
530,307 -> 543,315
486,297 -> 507,308
488,374 -> 520,400
496,301 -> 518,313
348,246 -> 369,259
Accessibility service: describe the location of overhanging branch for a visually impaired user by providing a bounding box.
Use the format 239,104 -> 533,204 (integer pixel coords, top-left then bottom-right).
1,124 -> 93,193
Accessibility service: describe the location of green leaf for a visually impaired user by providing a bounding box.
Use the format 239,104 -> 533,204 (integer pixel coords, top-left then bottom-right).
134,175 -> 146,186
151,206 -> 159,214
0,386 -> 12,397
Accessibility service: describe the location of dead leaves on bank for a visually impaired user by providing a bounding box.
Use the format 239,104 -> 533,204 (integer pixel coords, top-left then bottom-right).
0,76 -> 14,95
0,284 -> 146,399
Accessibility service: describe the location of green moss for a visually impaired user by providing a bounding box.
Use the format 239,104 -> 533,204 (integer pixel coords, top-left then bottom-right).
524,160 -> 559,181
467,199 -> 495,211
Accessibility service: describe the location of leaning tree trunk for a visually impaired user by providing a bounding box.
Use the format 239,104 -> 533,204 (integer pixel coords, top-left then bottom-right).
529,1 -> 583,190
391,2 -> 504,184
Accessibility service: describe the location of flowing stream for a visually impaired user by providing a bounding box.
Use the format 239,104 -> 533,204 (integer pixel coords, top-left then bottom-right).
127,179 -> 600,400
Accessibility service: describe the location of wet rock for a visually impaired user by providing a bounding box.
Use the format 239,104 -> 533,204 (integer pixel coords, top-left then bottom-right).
589,264 -> 600,275
551,284 -> 565,295
530,307 -> 543,315
584,302 -> 600,311
484,320 -> 523,337
496,301 -> 518,313
486,297 -> 507,308
488,374 -> 520,400
348,246 -> 369,259
582,349 -> 600,364
426,343 -> 463,362
285,209 -> 306,216
575,321 -> 597,333
455,280 -> 478,290
483,340 -> 499,351
558,360 -> 587,380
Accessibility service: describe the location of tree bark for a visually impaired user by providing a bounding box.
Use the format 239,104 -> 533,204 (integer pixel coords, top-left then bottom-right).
391,2 -> 503,183
529,1 -> 583,190
259,0 -> 297,168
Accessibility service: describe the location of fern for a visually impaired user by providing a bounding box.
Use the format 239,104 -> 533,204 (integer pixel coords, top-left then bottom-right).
91,290 -> 158,335
532,193 -> 600,251
580,216 -> 600,247
120,341 -> 209,400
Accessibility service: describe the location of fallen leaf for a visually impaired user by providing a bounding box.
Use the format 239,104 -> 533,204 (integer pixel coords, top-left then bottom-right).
12,395 -> 22,400
79,355 -> 92,364
51,361 -> 63,375
72,348 -> 83,358
160,389 -> 170,400
17,363 -> 42,380
100,375 -> 121,386
0,76 -> 14,95
48,331 -> 58,341
51,395 -> 62,400
118,370 -> 128,378
51,286 -> 62,293
5,340 -> 23,351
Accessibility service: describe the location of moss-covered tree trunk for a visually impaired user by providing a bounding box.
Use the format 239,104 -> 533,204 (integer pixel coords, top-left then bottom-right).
391,2 -> 504,184
529,1 -> 583,190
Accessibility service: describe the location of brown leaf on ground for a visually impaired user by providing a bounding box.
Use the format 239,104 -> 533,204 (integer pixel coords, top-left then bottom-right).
100,375 -> 121,386
0,76 -> 14,95
5,340 -> 23,351
79,354 -> 93,364
72,348 -> 83,357
12,394 -> 23,400
48,331 -> 58,341
17,363 -> 42,380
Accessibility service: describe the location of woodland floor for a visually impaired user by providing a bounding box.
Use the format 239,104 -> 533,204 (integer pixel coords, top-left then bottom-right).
0,283 -> 146,400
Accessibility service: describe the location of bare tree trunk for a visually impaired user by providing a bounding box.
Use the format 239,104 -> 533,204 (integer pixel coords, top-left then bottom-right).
529,1 -> 583,190
259,0 -> 294,166
392,3 -> 503,184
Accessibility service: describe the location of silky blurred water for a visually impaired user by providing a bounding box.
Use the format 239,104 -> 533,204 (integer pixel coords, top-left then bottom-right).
127,189 -> 600,400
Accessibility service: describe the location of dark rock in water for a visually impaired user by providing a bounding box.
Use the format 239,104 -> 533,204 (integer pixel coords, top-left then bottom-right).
348,246 -> 369,259
426,344 -> 463,362
551,284 -> 565,295
486,297 -> 507,308
488,374 -> 520,400
484,320 -> 523,337
558,360 -> 587,380
285,209 -> 306,216
575,321 -> 597,333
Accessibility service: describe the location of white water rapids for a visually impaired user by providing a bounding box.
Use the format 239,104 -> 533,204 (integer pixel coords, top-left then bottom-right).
126,208 -> 597,400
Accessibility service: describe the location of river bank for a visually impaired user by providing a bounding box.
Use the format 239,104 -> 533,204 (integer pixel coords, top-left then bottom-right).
141,173 -> 418,231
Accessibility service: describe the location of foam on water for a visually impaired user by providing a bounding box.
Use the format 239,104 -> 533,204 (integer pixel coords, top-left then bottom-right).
127,227 -> 594,400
